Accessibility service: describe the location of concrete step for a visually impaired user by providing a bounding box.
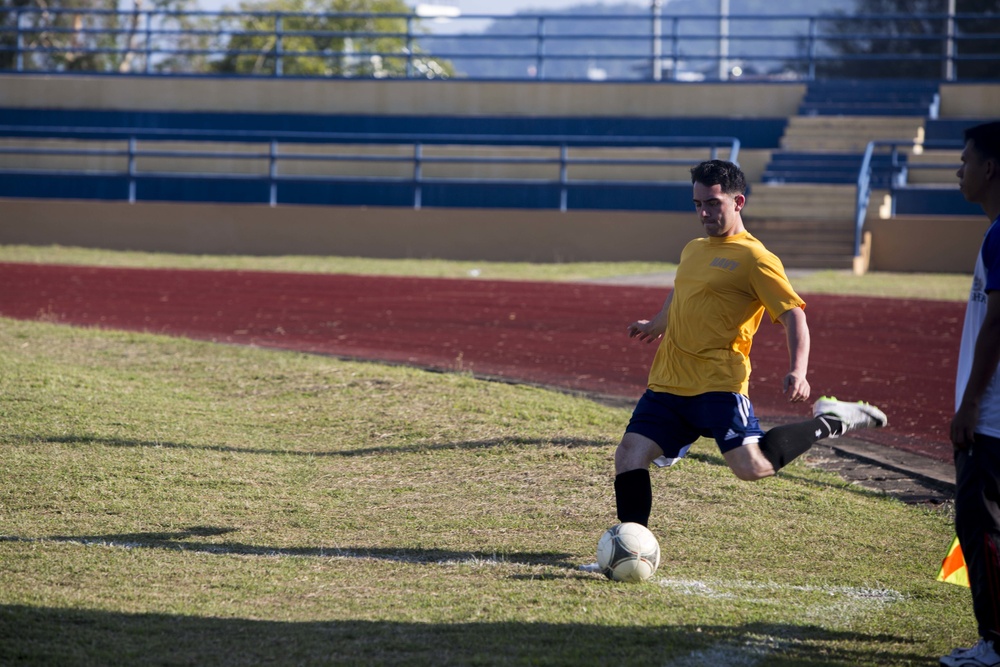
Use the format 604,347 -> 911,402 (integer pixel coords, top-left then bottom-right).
785,116 -> 925,132
746,183 -> 857,219
780,116 -> 925,152
741,181 -> 860,270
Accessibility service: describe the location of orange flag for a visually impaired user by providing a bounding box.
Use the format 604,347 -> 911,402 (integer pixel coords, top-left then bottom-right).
937,536 -> 971,587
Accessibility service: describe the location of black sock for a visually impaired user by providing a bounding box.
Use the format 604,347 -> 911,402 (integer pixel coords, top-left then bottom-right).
615,468 -> 652,526
758,417 -> 834,472
820,415 -> 844,436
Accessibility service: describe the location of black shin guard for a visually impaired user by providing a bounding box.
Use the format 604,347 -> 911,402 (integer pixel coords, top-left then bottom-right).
615,468 -> 652,526
758,418 -> 833,472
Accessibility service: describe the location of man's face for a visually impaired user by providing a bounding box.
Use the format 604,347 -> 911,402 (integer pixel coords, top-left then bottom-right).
957,139 -> 993,206
693,182 -> 745,237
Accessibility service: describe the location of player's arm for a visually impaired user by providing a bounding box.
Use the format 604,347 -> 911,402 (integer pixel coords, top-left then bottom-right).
952,289 -> 1000,447
627,290 -> 673,344
777,306 -> 810,402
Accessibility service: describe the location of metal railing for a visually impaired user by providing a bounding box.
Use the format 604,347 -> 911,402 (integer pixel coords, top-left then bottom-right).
0,126 -> 740,211
854,139 -> 963,257
0,7 -> 997,82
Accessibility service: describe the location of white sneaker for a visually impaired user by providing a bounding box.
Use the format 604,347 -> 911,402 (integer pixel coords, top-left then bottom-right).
578,562 -> 602,573
940,638 -> 1000,666
813,396 -> 888,438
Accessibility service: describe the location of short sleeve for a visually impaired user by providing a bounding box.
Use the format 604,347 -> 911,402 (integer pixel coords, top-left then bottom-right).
750,251 -> 806,323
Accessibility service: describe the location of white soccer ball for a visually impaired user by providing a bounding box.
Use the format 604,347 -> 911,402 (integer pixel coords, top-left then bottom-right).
596,522 -> 661,582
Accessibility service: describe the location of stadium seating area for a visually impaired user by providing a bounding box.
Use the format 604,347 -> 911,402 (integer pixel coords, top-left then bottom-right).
0,75 -> 992,270
0,106 -> 781,210
796,80 -> 941,117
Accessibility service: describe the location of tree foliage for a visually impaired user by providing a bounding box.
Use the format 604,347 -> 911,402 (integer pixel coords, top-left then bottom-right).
0,0 -> 209,73
813,0 -> 999,79
212,0 -> 454,78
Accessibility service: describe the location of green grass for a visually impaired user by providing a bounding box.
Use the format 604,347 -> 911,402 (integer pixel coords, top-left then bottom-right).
0,245 -> 974,664
0,243 -> 973,301
0,316 -> 970,666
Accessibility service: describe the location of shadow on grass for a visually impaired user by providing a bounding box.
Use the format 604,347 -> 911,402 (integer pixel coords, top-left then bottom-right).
38,434 -> 610,458
0,603 -> 934,666
0,527 -> 575,567
684,452 -> 900,502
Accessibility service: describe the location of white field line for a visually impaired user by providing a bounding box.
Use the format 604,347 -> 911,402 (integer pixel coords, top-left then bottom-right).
5,536 -> 904,664
661,636 -> 775,667
656,577 -> 906,667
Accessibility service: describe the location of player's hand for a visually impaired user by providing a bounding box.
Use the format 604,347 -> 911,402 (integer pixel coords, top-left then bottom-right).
627,320 -> 662,344
783,373 -> 809,403
951,403 -> 979,449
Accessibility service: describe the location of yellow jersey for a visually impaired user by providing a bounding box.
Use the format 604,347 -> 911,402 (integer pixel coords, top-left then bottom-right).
648,231 -> 805,396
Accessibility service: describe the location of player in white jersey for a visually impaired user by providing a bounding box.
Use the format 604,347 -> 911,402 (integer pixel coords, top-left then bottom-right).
942,121 -> 1000,667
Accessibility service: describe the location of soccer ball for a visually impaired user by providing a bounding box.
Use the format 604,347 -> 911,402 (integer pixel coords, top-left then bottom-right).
596,522 -> 661,582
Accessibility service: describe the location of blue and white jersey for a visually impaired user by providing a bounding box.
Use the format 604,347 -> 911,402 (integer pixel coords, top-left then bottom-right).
956,216 -> 1000,437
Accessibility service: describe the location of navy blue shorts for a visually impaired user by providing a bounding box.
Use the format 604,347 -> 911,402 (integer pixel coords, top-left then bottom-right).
625,389 -> 765,466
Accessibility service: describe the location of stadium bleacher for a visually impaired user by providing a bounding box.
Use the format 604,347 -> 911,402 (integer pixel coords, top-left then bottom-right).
0,72 -> 992,271
796,80 -> 941,117
0,107 -> 784,210
0,108 -> 787,148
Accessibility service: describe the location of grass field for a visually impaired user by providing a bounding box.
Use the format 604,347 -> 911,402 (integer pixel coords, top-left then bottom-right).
0,243 -> 973,301
0,245 -> 974,666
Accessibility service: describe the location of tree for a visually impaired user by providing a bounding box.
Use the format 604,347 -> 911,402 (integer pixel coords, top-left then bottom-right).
811,0 -> 999,80
0,0 -> 206,73
212,0 -> 454,78
952,0 -> 1000,79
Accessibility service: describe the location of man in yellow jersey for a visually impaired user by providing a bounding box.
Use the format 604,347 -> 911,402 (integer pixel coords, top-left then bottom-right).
610,160 -> 888,529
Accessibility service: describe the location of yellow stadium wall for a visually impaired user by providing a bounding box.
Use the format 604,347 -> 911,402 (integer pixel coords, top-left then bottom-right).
0,199 -> 698,263
939,84 -> 1000,118
2,198 -> 987,273
867,215 -> 991,274
0,74 -> 806,117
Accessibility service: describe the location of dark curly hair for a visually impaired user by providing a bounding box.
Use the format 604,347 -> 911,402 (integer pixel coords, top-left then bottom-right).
690,160 -> 747,196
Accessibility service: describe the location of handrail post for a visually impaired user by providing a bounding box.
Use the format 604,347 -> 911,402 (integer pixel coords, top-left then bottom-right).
144,9 -> 153,74
559,144 -> 568,212
728,138 -> 741,164
535,17 -> 546,79
807,17 -> 817,81
15,9 -> 24,72
651,0 -> 663,82
413,143 -> 422,210
406,15 -> 415,78
128,137 -> 137,204
670,17 -> 679,81
269,139 -> 278,206
854,141 -> 876,258
718,0 -> 730,81
944,0 -> 956,81
274,14 -> 283,77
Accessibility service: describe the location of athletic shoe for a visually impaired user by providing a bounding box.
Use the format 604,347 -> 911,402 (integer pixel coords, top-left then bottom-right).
812,396 -> 887,437
940,638 -> 1000,666
578,562 -> 602,573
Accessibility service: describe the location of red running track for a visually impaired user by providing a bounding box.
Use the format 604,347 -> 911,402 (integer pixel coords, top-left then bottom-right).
0,262 -> 964,462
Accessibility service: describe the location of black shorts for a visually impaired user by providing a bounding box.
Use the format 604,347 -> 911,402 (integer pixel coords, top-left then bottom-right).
625,389 -> 765,465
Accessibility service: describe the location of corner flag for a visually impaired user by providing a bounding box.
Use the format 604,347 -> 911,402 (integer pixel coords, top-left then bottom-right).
937,536 -> 970,587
